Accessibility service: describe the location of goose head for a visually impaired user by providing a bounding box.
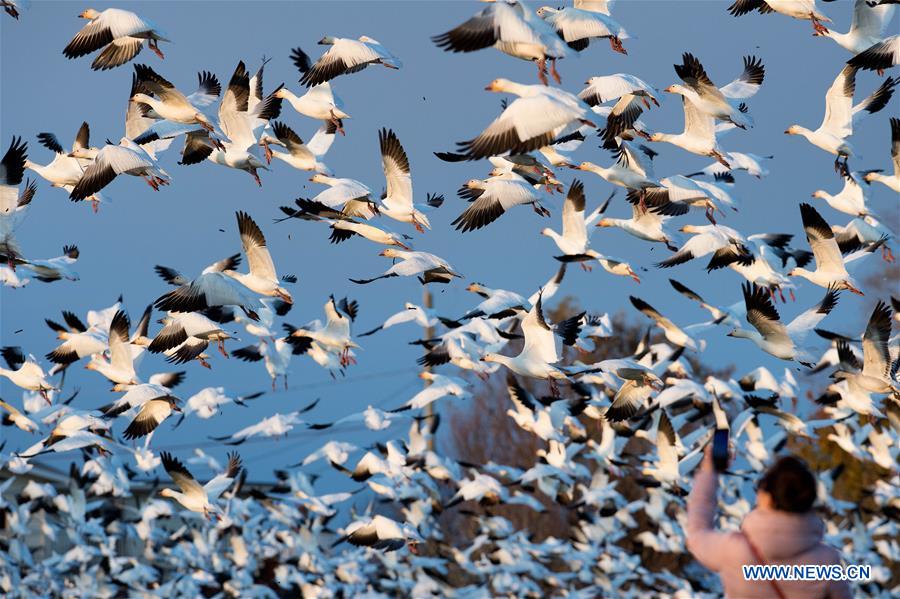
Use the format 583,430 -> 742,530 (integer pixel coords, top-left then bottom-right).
595,218 -> 615,228
784,125 -> 804,136
379,248 -> 405,259
726,327 -> 752,339
649,132 -> 666,142
576,161 -> 602,174
79,8 -> 100,19
159,488 -> 179,499
318,36 -> 336,45
485,78 -> 514,93
272,88 -> 292,100
810,190 -> 829,201
536,6 -> 559,17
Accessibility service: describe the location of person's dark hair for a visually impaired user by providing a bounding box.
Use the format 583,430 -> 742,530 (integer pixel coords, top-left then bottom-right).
757,456 -> 817,513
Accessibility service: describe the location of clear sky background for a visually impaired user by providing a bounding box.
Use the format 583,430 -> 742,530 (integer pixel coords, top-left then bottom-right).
1,1 -> 897,485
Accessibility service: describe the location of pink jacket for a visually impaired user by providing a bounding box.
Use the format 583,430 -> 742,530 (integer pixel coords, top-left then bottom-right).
686,468 -> 852,599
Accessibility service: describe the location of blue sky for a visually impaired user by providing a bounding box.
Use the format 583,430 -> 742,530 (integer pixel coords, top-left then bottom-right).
1,1 -> 897,483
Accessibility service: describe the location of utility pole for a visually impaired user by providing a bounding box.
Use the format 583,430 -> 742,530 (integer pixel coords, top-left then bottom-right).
422,287 -> 435,452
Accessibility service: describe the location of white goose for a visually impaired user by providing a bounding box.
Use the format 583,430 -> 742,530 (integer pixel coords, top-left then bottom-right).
84,310 -> 138,389
159,451 -> 242,519
44,310 -> 107,366
452,170 -> 547,232
579,74 -> 659,148
299,36 -> 401,87
594,197 -> 678,250
811,171 -> 877,217
378,128 -> 434,232
307,174 -> 377,220
432,0 -> 569,85
0,398 -> 38,433
536,4 -> 629,55
785,65 -> 897,172
26,124 -> 105,207
148,311 -> 233,364
450,79 -> 592,160
650,93 -> 731,167
0,346 -> 55,399
629,296 -> 701,351
276,48 -> 350,131
63,8 -> 168,70
68,137 -> 169,200
726,0 -> 835,35
832,300 -> 896,395
232,339 -> 294,390
576,141 -> 659,193
131,64 -> 220,134
122,395 -> 181,440
728,282 -> 840,366
19,245 -> 80,283
351,249 -> 461,285
815,0 -> 895,53
227,211 -> 293,303
863,117 -> 899,192
286,296 -> 359,367
668,52 -> 765,130
336,515 -> 422,552
1,137 -> 31,262
789,203 -> 865,294
267,121 -> 335,175
655,224 -> 752,271
481,293 -> 583,395
326,219 -> 411,251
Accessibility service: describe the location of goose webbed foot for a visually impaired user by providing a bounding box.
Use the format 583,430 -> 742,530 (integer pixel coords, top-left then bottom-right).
251,170 -> 262,187
330,111 -> 346,135
705,207 -> 717,225
811,18 -> 829,35
882,245 -> 895,263
580,262 -> 593,272
218,340 -> 228,358
778,287 -> 786,303
609,37 -> 627,55
537,59 -> 549,86
92,199 -> 99,214
549,58 -> 562,84
789,288 -> 796,302
150,40 -> 165,60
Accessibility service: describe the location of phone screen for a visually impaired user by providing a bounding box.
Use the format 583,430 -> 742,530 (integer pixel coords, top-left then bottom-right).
712,428 -> 729,472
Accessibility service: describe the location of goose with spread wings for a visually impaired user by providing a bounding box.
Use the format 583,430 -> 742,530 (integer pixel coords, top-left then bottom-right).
448,79 -> 592,161
299,36 -> 401,87
728,282 -> 840,366
378,128 -> 437,232
726,0 -> 837,35
481,293 -> 584,396
815,0 -> 895,54
863,117 -> 899,192
159,451 -> 242,518
276,47 -> 350,132
785,65 -> 896,173
452,169 -> 547,233
789,203 -> 866,295
84,310 -> 139,388
649,92 -> 731,168
536,3 -> 629,55
350,249 -> 461,285
0,346 -> 55,400
285,296 -> 359,367
847,35 -> 899,72
63,8 -> 168,70
432,0 -> 569,85
667,52 -> 765,130
25,123 -> 106,207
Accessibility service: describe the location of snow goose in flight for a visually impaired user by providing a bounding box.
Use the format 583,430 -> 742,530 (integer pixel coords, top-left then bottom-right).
432,0 -> 569,85
122,395 -> 181,440
726,0 -> 836,35
655,224 -> 753,271
131,64 -> 220,134
579,74 -> 659,148
334,514 -> 423,552
286,296 -> 359,367
847,34 -> 899,73
378,129 -> 436,232
0,137 -> 31,261
602,365 -> 664,422
63,8 -> 168,70
815,0 -> 895,53
481,293 -> 584,396
351,249 -> 461,285
325,219 -> 412,251
266,121 -> 334,175
185,62 -> 282,186
19,245 -> 80,283
629,296 -> 701,352
159,451 -> 242,519
452,170 -> 547,232
536,4 -> 630,55
299,36 -> 401,87
811,170 -> 879,217
448,79 -> 592,160
576,141 -> 659,194
626,175 -> 724,223
68,137 -> 169,200
84,310 -> 138,389
392,372 -> 471,412
307,174 -> 378,220
785,65 -> 897,173
0,346 -> 55,400
148,311 -> 233,364
689,151 -> 772,178
831,300 -> 896,396
650,94 -> 731,168
26,123 -> 105,208
863,117 -> 899,192
44,310 -> 107,366
790,203 -> 866,294
728,282 -> 840,367
231,339 -> 293,390
154,273 -> 265,322
357,302 -> 441,337
462,282 -> 527,320
668,52 -> 765,130
833,216 -> 895,262
225,211 -> 293,304
276,48 -> 350,131
153,253 -> 242,288
0,398 -> 38,433
594,195 -> 679,250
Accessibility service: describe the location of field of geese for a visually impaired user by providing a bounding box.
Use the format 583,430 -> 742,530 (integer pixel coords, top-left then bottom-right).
0,1 -> 898,596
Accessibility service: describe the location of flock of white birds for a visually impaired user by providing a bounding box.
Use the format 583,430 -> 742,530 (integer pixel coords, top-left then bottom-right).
0,0 -> 899,596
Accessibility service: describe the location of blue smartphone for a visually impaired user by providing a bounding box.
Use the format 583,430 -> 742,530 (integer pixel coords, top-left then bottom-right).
712,428 -> 730,472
